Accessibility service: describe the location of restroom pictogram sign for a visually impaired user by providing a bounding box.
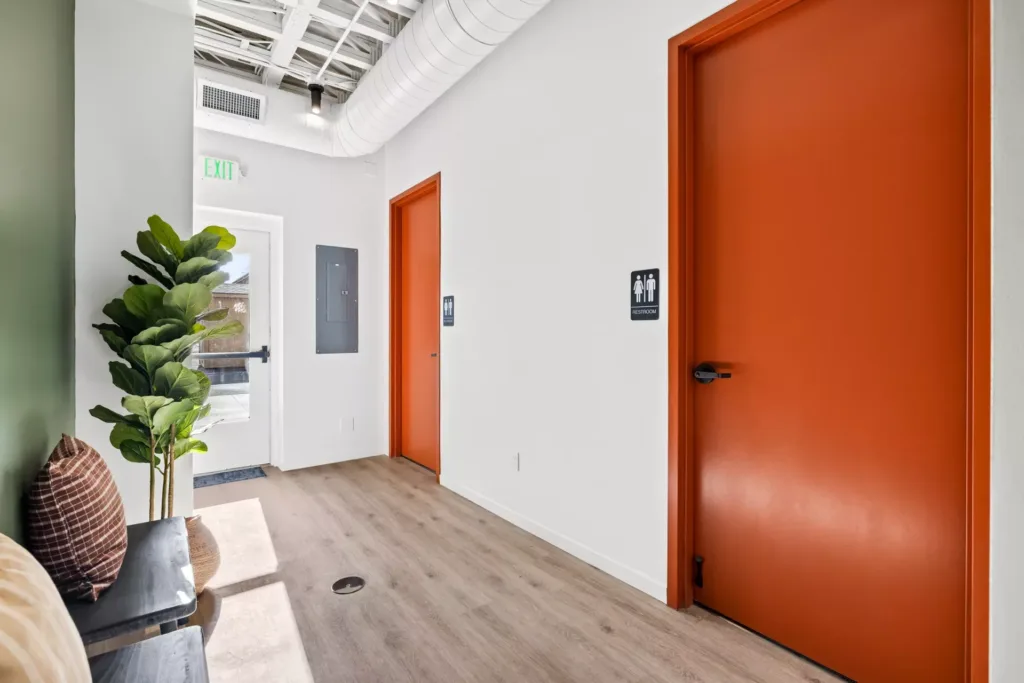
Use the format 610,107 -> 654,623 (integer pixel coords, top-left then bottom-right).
630,269 -> 659,321
443,296 -> 455,327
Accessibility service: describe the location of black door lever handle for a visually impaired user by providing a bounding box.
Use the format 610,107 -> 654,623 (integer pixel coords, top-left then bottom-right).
693,362 -> 732,384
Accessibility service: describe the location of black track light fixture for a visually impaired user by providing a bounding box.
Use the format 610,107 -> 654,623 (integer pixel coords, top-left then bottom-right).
308,83 -> 325,115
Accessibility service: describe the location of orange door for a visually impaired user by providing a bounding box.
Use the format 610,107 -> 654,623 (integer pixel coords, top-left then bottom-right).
691,0 -> 968,680
397,185 -> 440,472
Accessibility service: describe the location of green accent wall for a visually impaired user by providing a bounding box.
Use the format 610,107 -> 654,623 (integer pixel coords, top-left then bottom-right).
0,0 -> 76,543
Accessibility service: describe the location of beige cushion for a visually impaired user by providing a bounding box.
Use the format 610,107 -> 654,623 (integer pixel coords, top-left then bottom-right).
0,532 -> 90,683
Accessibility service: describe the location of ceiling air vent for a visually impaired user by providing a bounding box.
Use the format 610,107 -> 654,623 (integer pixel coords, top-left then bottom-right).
197,79 -> 266,123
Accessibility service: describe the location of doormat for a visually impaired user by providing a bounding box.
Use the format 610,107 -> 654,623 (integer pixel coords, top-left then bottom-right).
194,467 -> 267,489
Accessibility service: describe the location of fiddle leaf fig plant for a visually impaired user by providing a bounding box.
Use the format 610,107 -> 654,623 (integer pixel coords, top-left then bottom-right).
90,216 -> 243,521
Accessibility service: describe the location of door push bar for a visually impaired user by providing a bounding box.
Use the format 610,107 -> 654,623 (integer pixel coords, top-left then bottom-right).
193,345 -> 270,364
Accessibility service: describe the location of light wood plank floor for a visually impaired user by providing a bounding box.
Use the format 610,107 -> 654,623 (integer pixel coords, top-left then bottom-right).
194,456 -> 840,683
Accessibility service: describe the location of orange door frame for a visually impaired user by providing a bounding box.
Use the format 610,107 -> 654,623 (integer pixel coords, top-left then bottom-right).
665,1 -> 991,681
389,173 -> 442,480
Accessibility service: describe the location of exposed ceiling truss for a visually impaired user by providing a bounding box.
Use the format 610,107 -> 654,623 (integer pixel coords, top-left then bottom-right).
193,0 -> 421,103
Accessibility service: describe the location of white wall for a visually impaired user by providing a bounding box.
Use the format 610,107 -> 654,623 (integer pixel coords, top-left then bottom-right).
195,67 -> 338,157
384,0 -> 732,600
75,0 -> 196,522
194,129 -> 389,470
991,0 -> 1023,679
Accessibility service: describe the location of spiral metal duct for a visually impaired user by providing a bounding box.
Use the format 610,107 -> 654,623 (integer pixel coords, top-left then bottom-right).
333,0 -> 550,156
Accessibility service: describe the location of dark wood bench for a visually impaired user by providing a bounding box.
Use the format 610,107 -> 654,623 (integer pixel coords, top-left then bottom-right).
66,518 -> 197,644
64,517 -> 208,682
89,626 -> 208,683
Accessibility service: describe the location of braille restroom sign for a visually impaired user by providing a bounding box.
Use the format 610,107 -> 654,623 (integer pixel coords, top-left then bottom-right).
630,269 -> 660,321
443,296 -> 455,327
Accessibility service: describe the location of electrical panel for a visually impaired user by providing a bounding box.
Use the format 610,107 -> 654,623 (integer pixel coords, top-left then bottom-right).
316,245 -> 358,354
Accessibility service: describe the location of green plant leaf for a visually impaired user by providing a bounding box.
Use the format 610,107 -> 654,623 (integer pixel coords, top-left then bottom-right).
175,257 -> 220,284
148,215 -> 184,260
195,371 -> 211,404
155,376 -> 211,431
183,232 -> 221,261
121,251 -> 174,289
161,320 -> 244,362
210,249 -> 233,266
131,320 -> 188,345
102,299 -> 146,336
123,284 -> 166,322
137,230 -> 177,276
201,225 -> 236,250
197,308 -> 229,322
94,323 -> 131,342
163,283 -> 212,324
153,362 -> 204,401
123,344 -> 173,379
171,405 -> 202,440
128,275 -> 148,286
152,399 -> 195,435
90,405 -> 134,424
95,326 -> 128,356
161,335 -> 198,360
157,405 -> 196,449
174,439 -> 208,459
110,422 -> 150,448
123,395 -> 174,427
199,271 -> 229,290
204,319 -> 244,341
119,440 -> 154,464
147,307 -> 179,323
109,361 -> 150,395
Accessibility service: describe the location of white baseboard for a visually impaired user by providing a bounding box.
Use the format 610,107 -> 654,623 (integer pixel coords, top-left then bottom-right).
443,480 -> 667,602
279,450 -> 383,472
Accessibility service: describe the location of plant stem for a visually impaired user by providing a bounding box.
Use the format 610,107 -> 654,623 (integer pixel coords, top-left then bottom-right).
161,462 -> 169,519
167,426 -> 177,517
149,435 -> 157,522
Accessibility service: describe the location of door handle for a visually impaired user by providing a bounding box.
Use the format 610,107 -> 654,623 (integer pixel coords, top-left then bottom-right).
194,345 -> 270,364
693,362 -> 731,384
430,353 -> 438,357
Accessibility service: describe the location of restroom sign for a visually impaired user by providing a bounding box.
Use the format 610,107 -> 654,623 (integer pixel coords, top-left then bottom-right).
630,269 -> 659,321
443,296 -> 455,327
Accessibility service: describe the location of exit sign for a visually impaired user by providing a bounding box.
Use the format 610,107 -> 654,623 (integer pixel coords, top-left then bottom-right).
200,156 -> 239,183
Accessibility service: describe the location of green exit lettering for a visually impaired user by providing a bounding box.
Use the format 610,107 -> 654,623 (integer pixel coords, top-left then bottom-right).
202,156 -> 238,183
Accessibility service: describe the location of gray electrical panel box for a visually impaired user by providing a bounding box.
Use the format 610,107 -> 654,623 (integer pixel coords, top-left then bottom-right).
316,245 -> 358,354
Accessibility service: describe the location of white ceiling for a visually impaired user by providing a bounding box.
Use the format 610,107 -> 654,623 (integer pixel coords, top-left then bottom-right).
193,0 -> 422,102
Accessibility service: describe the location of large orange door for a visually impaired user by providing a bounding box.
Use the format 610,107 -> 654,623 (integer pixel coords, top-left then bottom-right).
691,0 -> 968,680
396,182 -> 440,472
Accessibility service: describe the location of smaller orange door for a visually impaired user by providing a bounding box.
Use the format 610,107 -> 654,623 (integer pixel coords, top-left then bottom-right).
397,183 -> 440,472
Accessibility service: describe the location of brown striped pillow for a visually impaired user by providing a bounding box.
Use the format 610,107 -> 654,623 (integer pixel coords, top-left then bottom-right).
26,435 -> 128,602
0,532 -> 90,683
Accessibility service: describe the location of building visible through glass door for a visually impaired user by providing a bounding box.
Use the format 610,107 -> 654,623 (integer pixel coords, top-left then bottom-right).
189,225 -> 271,475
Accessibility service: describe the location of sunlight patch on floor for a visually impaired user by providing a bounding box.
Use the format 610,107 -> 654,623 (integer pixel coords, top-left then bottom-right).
204,581 -> 314,683
197,497 -> 278,589
192,497 -> 313,683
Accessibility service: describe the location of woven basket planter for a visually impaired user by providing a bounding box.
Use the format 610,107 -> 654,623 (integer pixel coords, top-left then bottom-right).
185,515 -> 221,595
